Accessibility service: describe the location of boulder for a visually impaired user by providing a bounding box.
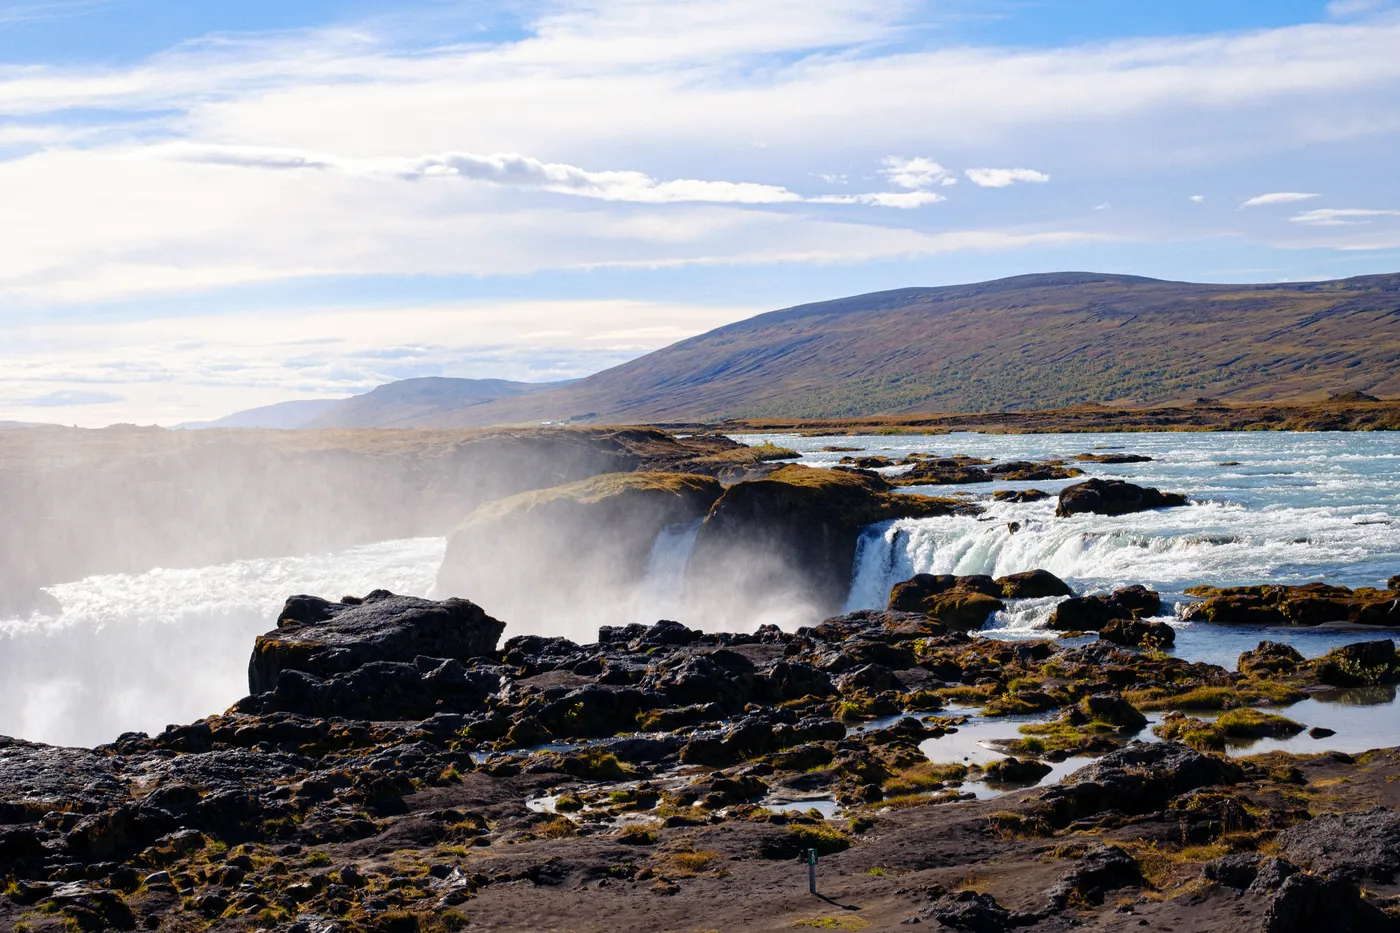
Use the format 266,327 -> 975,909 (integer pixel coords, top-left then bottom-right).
1278,808 -> 1400,883
1071,453 -> 1154,464
1099,616 -> 1175,649
991,489 -> 1049,503
887,574 -> 1005,631
1048,586 -> 1161,632
248,591 -> 505,695
1238,641 -> 1305,676
1047,844 -> 1142,909
1034,742 -> 1243,828
892,459 -> 992,485
436,471 -> 723,626
1055,478 -> 1188,517
1390,574 -> 1400,591
987,460 -> 1084,481
687,465 -> 975,615
1311,639 -> 1399,686
996,569 -> 1073,599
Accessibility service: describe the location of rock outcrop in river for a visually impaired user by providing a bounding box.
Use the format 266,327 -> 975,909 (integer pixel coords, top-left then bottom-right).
1182,582 -> 1400,627
1056,478 -> 1189,517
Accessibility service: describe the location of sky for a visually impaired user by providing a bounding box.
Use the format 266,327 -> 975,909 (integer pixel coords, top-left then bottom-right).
1,0 -> 1399,426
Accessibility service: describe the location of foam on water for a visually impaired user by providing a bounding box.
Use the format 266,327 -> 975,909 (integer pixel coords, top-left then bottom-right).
0,537 -> 443,747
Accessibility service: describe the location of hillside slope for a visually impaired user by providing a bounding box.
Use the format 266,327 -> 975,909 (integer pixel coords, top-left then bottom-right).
401,272 -> 1400,426
302,377 -> 567,429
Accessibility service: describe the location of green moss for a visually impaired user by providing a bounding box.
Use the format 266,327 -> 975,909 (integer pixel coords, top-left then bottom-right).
788,822 -> 852,856
1127,681 -> 1306,712
881,761 -> 968,796
1216,709 -> 1306,739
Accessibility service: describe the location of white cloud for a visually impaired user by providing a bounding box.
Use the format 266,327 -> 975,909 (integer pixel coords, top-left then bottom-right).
1190,194 -> 1206,202
809,191 -> 946,208
965,167 -> 1050,188
147,143 -> 810,205
881,156 -> 957,189
1242,191 -> 1321,207
1289,207 -> 1400,225
144,143 -> 956,209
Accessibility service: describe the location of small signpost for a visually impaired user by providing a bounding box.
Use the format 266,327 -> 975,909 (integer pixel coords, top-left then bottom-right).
806,848 -> 818,895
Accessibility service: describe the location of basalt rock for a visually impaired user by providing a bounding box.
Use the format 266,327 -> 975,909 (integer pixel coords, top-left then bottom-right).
1034,741 -> 1243,828
1048,585 -> 1161,632
248,591 -> 505,698
1182,582 -> 1400,627
892,458 -> 993,485
995,569 -> 1073,599
1055,478 -> 1188,517
1278,807 -> 1400,883
1238,641 -> 1306,676
887,573 -> 1005,632
1098,615 -> 1175,649
1071,452 -> 1154,464
986,460 -> 1084,482
991,489 -> 1049,503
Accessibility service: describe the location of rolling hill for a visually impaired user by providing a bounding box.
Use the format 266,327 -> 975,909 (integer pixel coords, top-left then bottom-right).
203,272 -> 1400,428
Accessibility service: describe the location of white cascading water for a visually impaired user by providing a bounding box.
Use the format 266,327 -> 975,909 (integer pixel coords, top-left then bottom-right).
635,519 -> 703,623
0,537 -> 444,748
844,496 -> 1400,634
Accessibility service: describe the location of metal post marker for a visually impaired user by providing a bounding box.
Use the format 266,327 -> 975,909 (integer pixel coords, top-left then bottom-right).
807,848 -> 817,895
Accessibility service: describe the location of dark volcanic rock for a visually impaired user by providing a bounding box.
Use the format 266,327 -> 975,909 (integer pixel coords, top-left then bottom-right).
1048,585 -> 1161,632
996,569 -> 1073,599
1071,452 -> 1154,464
1034,741 -> 1243,828
1278,808 -> 1400,883
991,488 -> 1049,503
1311,640 -> 1399,686
887,574 -> 1007,631
1182,582 -> 1400,627
1238,640 -> 1306,676
1099,615 -> 1175,648
1047,843 -> 1142,908
1055,478 -> 1188,517
249,591 -> 505,695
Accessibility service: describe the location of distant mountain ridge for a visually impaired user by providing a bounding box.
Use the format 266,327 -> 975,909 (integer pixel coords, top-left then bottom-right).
187,377 -> 572,430
194,272 -> 1400,428
303,377 -> 569,429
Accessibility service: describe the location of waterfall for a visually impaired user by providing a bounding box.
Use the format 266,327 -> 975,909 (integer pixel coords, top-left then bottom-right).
843,495 -> 1390,629
636,519 -> 703,623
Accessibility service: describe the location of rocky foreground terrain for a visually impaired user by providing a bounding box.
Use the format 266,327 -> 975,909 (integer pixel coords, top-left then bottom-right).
5,564 -> 1400,933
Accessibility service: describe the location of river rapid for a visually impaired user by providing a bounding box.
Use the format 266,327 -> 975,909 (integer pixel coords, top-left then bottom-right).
2,430 -> 1396,749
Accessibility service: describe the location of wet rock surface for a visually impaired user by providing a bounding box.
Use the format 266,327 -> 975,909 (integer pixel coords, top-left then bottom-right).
1183,582 -> 1400,627
1055,478 -> 1189,517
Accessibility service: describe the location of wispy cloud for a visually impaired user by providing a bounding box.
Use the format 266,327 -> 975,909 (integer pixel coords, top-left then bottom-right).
1290,207 -> 1400,225
1242,192 -> 1321,207
145,144 -> 947,208
965,167 -> 1050,188
0,0 -> 113,26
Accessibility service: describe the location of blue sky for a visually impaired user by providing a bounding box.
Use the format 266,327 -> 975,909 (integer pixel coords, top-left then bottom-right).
1,0 -> 1398,425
